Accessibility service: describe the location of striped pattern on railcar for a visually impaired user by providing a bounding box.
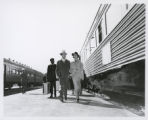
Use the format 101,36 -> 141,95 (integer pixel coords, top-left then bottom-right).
84,4 -> 145,77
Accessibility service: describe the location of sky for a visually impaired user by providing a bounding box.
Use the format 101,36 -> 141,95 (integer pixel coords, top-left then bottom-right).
0,0 -> 100,73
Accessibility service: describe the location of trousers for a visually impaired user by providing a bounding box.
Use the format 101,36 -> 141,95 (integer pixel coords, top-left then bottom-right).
59,78 -> 68,99
50,81 -> 56,97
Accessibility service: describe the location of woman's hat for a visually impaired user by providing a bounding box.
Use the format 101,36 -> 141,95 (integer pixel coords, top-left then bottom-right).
72,52 -> 79,57
60,50 -> 67,55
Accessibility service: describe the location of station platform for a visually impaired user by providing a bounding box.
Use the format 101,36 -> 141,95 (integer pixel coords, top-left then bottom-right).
4,89 -> 138,117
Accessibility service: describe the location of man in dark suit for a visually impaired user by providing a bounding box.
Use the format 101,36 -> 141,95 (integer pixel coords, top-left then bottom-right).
47,58 -> 57,98
56,50 -> 70,102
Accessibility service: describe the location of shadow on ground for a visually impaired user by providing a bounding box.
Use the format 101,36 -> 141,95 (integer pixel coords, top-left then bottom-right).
70,94 -> 95,97
61,97 -> 122,109
28,93 -> 44,95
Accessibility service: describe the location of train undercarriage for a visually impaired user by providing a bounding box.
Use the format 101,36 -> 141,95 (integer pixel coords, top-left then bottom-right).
86,60 -> 145,97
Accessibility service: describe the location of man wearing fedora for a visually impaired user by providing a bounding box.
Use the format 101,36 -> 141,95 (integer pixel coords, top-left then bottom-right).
56,50 -> 70,102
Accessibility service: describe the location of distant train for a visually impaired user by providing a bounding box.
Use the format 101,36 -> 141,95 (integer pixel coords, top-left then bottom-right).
3,58 -> 44,89
80,4 -> 145,95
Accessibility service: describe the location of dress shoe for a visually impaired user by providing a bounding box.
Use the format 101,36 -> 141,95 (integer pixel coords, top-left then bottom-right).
50,95 -> 53,98
60,98 -> 64,102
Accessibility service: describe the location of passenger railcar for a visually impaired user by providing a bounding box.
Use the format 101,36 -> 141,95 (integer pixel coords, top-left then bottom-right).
80,4 -> 145,95
3,58 -> 44,89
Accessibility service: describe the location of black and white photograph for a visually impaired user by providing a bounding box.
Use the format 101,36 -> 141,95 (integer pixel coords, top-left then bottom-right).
0,0 -> 147,119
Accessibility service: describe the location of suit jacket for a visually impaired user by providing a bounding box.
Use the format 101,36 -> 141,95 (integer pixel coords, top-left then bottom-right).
47,64 -> 56,82
56,59 -> 70,84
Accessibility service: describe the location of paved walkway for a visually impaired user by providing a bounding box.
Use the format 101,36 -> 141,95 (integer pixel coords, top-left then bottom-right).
4,89 -> 138,117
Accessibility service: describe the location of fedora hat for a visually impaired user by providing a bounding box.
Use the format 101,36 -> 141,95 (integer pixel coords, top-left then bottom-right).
50,58 -> 54,61
60,50 -> 67,55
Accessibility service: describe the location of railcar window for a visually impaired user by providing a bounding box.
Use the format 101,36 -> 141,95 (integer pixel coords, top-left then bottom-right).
97,13 -> 107,45
95,29 -> 99,46
101,14 -> 107,39
104,13 -> 108,35
12,70 -> 15,74
106,5 -> 123,35
102,42 -> 111,64
90,34 -> 96,54
98,22 -> 102,43
86,42 -> 91,59
86,47 -> 88,59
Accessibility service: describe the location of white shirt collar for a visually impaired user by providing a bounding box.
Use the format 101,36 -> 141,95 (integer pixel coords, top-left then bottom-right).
61,58 -> 66,62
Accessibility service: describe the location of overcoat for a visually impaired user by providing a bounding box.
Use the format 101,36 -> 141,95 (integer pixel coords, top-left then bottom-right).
56,60 -> 70,87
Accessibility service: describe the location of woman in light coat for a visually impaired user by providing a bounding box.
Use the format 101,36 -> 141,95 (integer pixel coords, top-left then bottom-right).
69,52 -> 84,103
